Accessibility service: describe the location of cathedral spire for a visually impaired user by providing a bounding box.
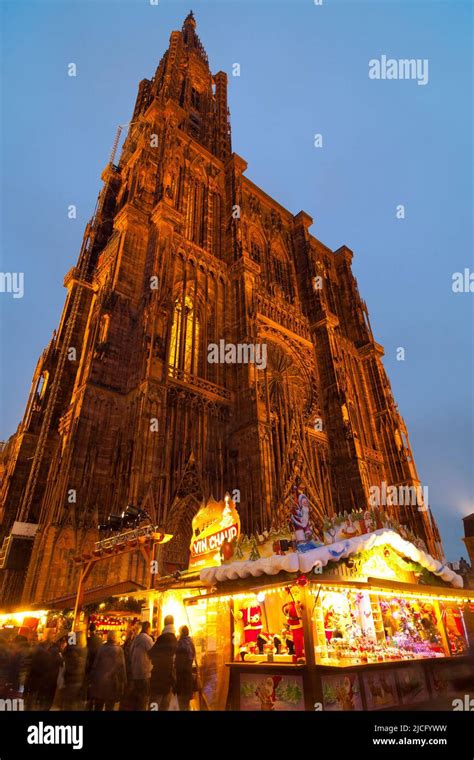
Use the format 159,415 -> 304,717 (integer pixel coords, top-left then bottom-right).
181,10 -> 208,67
183,10 -> 196,28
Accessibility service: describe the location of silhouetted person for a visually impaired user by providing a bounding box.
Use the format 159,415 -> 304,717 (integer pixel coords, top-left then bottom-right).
120,621 -> 141,710
175,625 -> 196,711
24,634 -> 66,711
129,621 -> 154,710
61,632 -> 87,710
85,623 -> 102,710
89,631 -> 126,711
148,615 -> 177,711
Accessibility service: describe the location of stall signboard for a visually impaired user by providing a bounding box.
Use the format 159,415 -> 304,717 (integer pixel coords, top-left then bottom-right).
189,494 -> 240,570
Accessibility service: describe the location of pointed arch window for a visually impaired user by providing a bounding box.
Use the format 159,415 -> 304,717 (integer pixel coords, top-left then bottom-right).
189,113 -> 201,140
190,87 -> 201,111
53,533 -> 76,597
250,240 -> 262,265
272,248 -> 294,302
98,314 -> 110,344
36,371 -> 49,400
325,272 -> 338,315
169,295 -> 199,375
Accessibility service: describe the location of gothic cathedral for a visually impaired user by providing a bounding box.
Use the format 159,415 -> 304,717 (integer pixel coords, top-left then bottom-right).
0,13 -> 443,607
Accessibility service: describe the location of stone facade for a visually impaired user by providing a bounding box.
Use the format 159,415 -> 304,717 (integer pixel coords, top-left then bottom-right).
0,13 -> 443,607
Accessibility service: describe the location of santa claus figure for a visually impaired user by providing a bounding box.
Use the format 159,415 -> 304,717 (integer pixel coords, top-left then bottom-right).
238,604 -> 268,656
290,489 -> 320,551
282,598 -> 305,663
290,490 -> 310,544
255,676 -> 282,711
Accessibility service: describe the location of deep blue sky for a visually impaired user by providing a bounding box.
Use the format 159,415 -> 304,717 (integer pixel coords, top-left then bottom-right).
1,0 -> 472,561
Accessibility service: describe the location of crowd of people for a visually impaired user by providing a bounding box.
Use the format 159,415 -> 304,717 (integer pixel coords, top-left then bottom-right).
0,615 -> 197,711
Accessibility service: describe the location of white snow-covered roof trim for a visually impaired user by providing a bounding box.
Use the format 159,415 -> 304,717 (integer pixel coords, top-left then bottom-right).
199,529 -> 463,589
200,552 -> 299,585
297,529 -> 463,589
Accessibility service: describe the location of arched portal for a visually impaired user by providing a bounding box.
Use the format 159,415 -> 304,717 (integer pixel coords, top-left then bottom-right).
160,495 -> 201,574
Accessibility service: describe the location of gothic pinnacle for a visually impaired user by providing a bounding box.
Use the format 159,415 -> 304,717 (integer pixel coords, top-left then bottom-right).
184,10 -> 196,28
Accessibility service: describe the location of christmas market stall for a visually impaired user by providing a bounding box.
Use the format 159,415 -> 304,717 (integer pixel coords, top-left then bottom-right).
163,494 -> 474,711
112,494 -> 473,711
85,602 -> 144,643
0,608 -> 50,643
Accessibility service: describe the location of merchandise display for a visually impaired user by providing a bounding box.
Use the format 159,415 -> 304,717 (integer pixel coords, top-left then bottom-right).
311,587 -> 469,666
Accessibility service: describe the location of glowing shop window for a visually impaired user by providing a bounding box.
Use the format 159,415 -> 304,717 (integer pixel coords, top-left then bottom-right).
232,587 -> 306,664
312,588 -> 454,666
440,602 -> 469,656
313,590 -> 377,666
378,596 -> 447,658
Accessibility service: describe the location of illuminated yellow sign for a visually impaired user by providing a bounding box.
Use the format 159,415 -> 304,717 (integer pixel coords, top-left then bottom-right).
189,494 -> 240,570
360,554 -> 398,581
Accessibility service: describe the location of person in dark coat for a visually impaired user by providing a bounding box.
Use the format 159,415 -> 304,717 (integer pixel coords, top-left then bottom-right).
148,615 -> 177,711
119,621 -> 141,710
129,621 -> 154,711
24,635 -> 66,711
4,636 -> 23,696
85,623 -> 103,710
17,637 -> 33,696
175,626 -> 196,711
89,631 -> 126,711
86,624 -> 103,672
61,633 -> 87,710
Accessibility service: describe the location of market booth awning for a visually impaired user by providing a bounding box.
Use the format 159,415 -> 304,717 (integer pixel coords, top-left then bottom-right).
45,580 -> 147,610
200,529 -> 464,589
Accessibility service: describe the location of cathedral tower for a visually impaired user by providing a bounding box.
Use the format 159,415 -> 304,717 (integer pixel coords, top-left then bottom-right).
0,13 -> 443,607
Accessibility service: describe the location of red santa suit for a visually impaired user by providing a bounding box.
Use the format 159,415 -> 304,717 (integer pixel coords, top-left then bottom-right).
238,604 -> 267,654
283,601 -> 305,662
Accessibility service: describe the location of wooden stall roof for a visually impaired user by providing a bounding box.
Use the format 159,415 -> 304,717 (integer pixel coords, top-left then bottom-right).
45,580 -> 147,610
